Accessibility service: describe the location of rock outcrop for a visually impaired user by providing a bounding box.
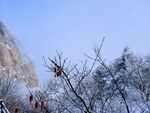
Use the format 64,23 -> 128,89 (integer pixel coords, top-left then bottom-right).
0,21 -> 38,87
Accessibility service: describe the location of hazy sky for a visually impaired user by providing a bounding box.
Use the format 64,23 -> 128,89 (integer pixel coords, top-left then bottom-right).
1,0 -> 150,86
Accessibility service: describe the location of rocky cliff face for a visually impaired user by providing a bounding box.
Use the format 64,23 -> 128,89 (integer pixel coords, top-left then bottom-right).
0,21 -> 38,87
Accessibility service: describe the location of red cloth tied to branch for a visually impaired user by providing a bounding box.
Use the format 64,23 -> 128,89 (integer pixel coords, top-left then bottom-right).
54,67 -> 62,77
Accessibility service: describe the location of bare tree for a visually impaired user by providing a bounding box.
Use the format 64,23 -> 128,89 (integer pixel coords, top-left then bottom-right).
0,69 -> 25,113
15,38 -> 150,113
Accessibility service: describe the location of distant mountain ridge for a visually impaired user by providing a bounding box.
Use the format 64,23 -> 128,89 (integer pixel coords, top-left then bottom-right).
0,20 -> 38,87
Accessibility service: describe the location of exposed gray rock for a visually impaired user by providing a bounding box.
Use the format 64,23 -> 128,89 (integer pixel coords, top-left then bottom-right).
0,21 -> 38,87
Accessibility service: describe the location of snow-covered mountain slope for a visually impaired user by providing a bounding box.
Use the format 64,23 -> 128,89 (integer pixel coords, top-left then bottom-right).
0,21 -> 38,87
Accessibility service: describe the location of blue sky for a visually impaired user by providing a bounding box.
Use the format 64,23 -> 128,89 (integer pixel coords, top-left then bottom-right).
1,0 -> 150,86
